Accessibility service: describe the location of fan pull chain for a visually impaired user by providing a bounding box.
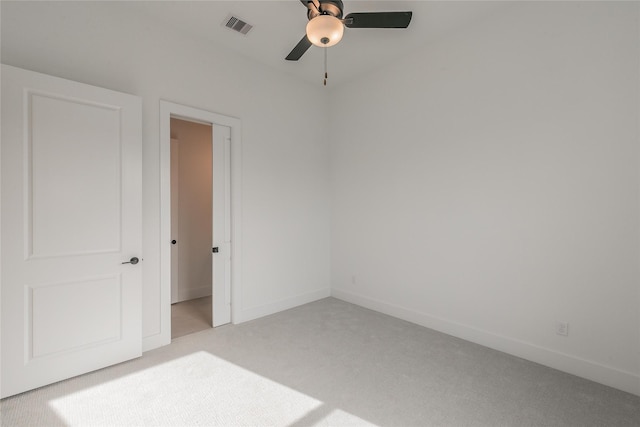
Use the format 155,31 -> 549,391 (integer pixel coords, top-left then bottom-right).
323,47 -> 328,86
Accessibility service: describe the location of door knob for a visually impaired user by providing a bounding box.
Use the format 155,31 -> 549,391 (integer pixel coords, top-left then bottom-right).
122,257 -> 139,265
171,240 -> 177,244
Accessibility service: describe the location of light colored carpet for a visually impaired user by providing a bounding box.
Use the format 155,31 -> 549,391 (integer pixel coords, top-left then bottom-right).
1,297 -> 639,426
171,295 -> 213,339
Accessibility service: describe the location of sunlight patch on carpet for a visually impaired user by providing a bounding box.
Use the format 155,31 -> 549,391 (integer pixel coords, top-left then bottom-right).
47,351 -> 373,426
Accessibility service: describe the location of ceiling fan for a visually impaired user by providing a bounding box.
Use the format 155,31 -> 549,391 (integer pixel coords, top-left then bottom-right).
285,0 -> 413,61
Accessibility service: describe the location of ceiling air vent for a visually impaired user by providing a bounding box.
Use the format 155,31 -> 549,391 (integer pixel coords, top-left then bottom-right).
223,15 -> 253,35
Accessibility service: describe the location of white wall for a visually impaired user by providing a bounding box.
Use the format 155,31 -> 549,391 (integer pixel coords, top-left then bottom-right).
0,1 -> 331,343
2,0 -> 638,397
329,2 -> 640,395
170,118 -> 213,302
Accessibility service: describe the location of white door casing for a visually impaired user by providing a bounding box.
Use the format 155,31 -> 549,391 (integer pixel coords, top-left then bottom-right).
0,65 -> 142,398
157,100 -> 241,350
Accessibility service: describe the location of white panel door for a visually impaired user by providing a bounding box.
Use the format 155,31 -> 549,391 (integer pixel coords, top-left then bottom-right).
170,138 -> 180,304
212,125 -> 231,326
0,65 -> 142,398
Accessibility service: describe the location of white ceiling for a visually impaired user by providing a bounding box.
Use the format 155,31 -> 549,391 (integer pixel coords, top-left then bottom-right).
126,1 -> 504,88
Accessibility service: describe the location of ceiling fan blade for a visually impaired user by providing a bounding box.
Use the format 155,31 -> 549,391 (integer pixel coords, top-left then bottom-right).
285,35 -> 313,61
299,0 -> 321,14
310,0 -> 321,13
344,11 -> 412,29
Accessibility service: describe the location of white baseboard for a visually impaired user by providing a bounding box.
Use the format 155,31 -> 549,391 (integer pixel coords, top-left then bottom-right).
176,285 -> 211,303
331,288 -> 640,396
240,288 -> 331,323
143,288 -> 330,352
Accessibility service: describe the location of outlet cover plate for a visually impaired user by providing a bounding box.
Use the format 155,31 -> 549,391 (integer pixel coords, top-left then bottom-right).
555,321 -> 569,336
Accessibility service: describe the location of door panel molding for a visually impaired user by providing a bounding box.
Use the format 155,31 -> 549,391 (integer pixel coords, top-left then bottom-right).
28,274 -> 122,360
25,90 -> 123,259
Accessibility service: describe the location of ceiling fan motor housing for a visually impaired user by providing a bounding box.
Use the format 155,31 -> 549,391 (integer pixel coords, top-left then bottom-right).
303,0 -> 344,20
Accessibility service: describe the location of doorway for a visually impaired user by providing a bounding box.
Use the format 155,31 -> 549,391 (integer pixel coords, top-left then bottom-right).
170,118 -> 213,339
154,100 -> 242,351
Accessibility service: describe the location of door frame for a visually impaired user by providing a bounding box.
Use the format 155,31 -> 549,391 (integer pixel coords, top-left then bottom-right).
154,100 -> 242,350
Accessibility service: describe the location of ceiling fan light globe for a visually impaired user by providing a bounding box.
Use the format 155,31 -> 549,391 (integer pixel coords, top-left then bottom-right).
306,15 -> 344,47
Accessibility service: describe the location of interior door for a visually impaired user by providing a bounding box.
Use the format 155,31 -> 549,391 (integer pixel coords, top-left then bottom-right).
170,138 -> 180,304
0,65 -> 143,398
212,125 -> 231,326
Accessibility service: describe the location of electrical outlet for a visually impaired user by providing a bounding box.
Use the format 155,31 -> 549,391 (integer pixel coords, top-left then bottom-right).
555,321 -> 569,337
